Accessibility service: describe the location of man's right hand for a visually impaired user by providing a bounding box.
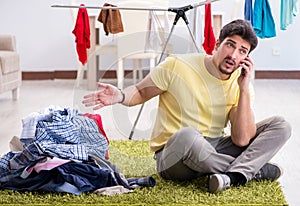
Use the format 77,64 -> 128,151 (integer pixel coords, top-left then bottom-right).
82,82 -> 124,110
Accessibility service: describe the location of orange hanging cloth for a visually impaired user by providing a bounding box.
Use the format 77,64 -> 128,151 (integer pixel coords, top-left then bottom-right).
72,4 -> 90,65
202,0 -> 216,55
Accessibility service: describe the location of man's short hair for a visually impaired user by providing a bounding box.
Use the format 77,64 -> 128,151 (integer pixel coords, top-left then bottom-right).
218,19 -> 258,53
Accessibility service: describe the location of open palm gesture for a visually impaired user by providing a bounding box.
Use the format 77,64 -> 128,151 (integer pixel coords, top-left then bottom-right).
82,83 -> 123,110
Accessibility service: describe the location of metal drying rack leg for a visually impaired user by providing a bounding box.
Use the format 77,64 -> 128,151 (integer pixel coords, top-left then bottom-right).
128,5 -> 201,140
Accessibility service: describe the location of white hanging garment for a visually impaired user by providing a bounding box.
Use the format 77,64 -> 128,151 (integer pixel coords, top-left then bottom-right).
187,7 -> 203,53
145,10 -> 162,52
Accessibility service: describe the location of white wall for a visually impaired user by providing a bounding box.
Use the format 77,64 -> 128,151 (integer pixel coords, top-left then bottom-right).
0,0 -> 299,71
0,0 -> 78,71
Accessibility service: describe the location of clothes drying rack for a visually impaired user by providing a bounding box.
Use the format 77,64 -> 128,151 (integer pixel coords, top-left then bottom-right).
52,0 -> 220,140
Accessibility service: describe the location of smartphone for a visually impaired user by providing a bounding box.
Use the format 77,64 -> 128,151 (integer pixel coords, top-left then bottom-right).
241,68 -> 246,76
241,55 -> 249,76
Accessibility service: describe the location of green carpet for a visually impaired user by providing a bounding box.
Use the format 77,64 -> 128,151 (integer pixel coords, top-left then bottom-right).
0,140 -> 287,205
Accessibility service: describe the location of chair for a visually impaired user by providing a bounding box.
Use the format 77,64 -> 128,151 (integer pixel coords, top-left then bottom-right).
0,34 -> 21,100
116,0 -> 165,89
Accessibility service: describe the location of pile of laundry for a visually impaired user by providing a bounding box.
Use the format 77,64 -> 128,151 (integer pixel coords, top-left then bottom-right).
0,106 -> 155,195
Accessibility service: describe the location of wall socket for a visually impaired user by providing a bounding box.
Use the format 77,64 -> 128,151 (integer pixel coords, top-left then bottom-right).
272,47 -> 281,56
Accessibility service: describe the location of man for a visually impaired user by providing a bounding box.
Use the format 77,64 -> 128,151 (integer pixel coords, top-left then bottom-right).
82,19 -> 291,193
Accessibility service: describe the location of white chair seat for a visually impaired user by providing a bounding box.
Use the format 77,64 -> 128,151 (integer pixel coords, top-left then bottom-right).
125,52 -> 159,60
95,44 -> 117,55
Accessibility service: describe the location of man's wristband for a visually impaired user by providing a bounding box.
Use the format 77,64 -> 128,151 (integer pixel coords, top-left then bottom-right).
119,89 -> 125,103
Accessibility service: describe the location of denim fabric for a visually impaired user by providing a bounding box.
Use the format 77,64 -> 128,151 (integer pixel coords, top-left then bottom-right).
127,177 -> 156,188
0,161 -> 156,194
0,161 -> 117,194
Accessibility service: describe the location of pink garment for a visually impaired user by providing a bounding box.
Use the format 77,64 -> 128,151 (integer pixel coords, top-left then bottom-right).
202,0 -> 216,55
33,157 -> 70,173
20,157 -> 70,179
72,4 -> 90,65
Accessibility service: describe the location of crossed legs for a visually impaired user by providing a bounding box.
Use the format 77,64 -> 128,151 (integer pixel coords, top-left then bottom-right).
155,116 -> 291,183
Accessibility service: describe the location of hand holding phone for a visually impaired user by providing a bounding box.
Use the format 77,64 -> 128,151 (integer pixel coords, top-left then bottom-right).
240,55 -> 249,76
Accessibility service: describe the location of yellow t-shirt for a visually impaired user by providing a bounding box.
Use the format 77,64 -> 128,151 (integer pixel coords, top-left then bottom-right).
149,53 -> 254,152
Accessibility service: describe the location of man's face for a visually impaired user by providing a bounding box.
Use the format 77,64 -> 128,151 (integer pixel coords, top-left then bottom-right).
214,35 -> 251,76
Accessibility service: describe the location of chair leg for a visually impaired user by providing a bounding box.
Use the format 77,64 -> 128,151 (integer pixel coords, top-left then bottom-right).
75,64 -> 85,88
138,59 -> 143,81
133,59 -> 137,85
150,58 -> 155,70
117,59 -> 124,89
12,87 -> 19,100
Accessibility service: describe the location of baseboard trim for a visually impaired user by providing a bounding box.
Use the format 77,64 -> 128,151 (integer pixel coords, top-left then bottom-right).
22,70 -> 149,80
255,70 -> 300,79
22,71 -> 78,80
22,70 -> 300,80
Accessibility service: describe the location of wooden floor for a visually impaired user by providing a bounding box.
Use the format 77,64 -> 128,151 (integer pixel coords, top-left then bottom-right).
0,79 -> 299,206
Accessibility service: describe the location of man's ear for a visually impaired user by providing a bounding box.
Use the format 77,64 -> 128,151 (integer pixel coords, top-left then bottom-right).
214,39 -> 220,50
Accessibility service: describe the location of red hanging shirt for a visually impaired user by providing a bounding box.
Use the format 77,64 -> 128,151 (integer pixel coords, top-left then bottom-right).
202,1 -> 216,55
72,4 -> 90,65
